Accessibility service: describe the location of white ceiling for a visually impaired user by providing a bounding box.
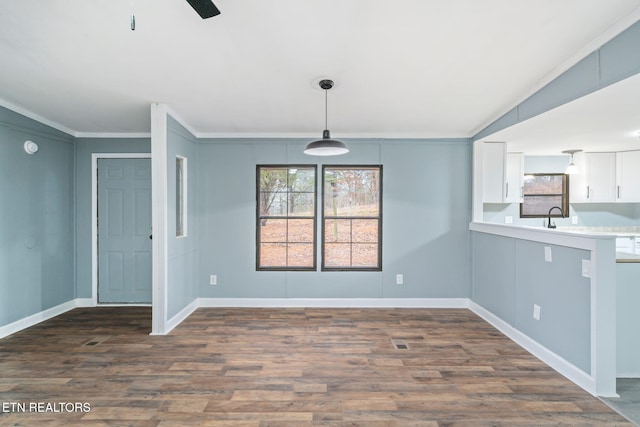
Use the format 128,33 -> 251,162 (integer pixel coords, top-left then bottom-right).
1,0 -> 640,138
482,73 -> 640,155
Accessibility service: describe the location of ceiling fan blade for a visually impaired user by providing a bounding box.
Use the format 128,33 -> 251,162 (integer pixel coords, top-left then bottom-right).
185,0 -> 221,19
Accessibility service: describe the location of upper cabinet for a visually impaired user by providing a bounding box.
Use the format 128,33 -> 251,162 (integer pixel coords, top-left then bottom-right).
505,153 -> 524,203
570,150 -> 640,203
616,150 -> 640,202
482,142 -> 523,203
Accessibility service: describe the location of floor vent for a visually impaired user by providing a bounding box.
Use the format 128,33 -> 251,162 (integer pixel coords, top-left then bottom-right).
83,336 -> 108,347
391,339 -> 409,350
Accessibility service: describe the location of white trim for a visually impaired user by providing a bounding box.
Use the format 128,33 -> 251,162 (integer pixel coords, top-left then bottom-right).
161,299 -> 199,335
151,104 -> 169,335
616,372 -> 640,379
196,298 -> 470,309
193,131 -> 469,139
0,299 -> 94,339
77,132 -> 151,139
0,97 -> 77,136
91,153 -> 152,306
165,106 -> 199,138
74,298 -> 95,308
96,303 -> 152,307
468,301 -> 607,396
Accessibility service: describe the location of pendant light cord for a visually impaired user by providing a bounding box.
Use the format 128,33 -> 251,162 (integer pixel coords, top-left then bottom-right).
324,88 -> 328,130
130,0 -> 136,30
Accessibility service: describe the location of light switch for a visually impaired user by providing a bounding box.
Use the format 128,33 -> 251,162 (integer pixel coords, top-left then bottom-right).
533,304 -> 541,320
544,246 -> 552,263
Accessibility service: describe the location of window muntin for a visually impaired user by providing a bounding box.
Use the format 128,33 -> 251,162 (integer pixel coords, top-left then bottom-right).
322,166 -> 382,271
520,173 -> 569,218
257,166 -> 316,270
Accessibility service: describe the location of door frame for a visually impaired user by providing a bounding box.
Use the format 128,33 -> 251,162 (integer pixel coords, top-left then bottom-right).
91,153 -> 152,306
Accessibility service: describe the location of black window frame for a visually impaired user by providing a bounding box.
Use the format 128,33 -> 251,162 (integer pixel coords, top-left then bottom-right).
520,173 -> 570,218
256,165 -> 318,271
321,165 -> 383,272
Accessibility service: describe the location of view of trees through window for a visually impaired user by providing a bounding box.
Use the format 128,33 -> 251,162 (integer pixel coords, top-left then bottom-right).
520,173 -> 569,218
257,166 -> 316,270
257,165 -> 382,271
323,166 -> 382,270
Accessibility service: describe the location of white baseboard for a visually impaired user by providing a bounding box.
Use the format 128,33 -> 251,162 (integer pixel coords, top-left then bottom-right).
468,301 -> 597,396
196,297 -> 470,309
164,299 -> 198,335
616,373 -> 640,379
75,298 -> 95,307
0,298 -> 95,339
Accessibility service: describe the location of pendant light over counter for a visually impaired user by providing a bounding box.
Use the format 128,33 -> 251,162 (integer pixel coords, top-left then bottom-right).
304,79 -> 349,156
562,149 -> 582,174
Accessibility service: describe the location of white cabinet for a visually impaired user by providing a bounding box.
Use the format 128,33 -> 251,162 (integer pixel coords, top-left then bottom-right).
569,152 -> 616,203
482,142 -> 505,203
571,151 -> 640,203
587,153 -> 616,202
482,142 -> 523,203
505,153 -> 524,203
616,150 -> 640,202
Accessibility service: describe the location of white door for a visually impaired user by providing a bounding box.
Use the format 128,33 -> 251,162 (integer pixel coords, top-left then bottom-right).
97,158 -> 152,303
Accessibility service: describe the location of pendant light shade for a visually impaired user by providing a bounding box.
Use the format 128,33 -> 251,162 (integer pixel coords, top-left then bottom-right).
562,149 -> 582,175
304,79 -> 349,156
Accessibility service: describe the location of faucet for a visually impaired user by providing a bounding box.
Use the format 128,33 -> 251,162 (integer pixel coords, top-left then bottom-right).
547,206 -> 564,229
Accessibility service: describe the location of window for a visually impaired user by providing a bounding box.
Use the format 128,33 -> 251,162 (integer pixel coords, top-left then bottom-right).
257,166 -> 317,270
176,156 -> 187,237
322,166 -> 382,271
520,173 -> 569,218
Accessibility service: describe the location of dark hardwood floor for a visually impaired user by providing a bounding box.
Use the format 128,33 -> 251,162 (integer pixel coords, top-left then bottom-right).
0,307 -> 632,426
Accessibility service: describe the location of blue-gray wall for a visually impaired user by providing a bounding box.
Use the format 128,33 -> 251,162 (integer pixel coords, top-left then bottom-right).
74,137 -> 151,299
0,106 -> 75,327
198,139 -> 471,299
617,262 -> 640,377
166,117 -> 199,318
471,231 -> 592,373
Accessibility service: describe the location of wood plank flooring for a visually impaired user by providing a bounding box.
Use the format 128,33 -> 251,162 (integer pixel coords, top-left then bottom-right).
0,307 -> 632,426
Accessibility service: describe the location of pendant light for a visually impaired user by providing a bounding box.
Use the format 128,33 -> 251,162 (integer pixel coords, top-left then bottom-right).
304,79 -> 349,156
562,149 -> 582,174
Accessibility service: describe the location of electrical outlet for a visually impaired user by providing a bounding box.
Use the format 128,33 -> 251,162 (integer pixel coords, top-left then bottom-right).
505,216 -> 513,224
582,260 -> 591,278
572,216 -> 578,224
533,304 -> 541,320
209,275 -> 217,285
544,246 -> 552,262
396,274 -> 404,285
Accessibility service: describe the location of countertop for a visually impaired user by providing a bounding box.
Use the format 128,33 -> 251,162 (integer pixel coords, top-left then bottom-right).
555,226 -> 640,238
536,226 -> 640,263
616,252 -> 640,263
